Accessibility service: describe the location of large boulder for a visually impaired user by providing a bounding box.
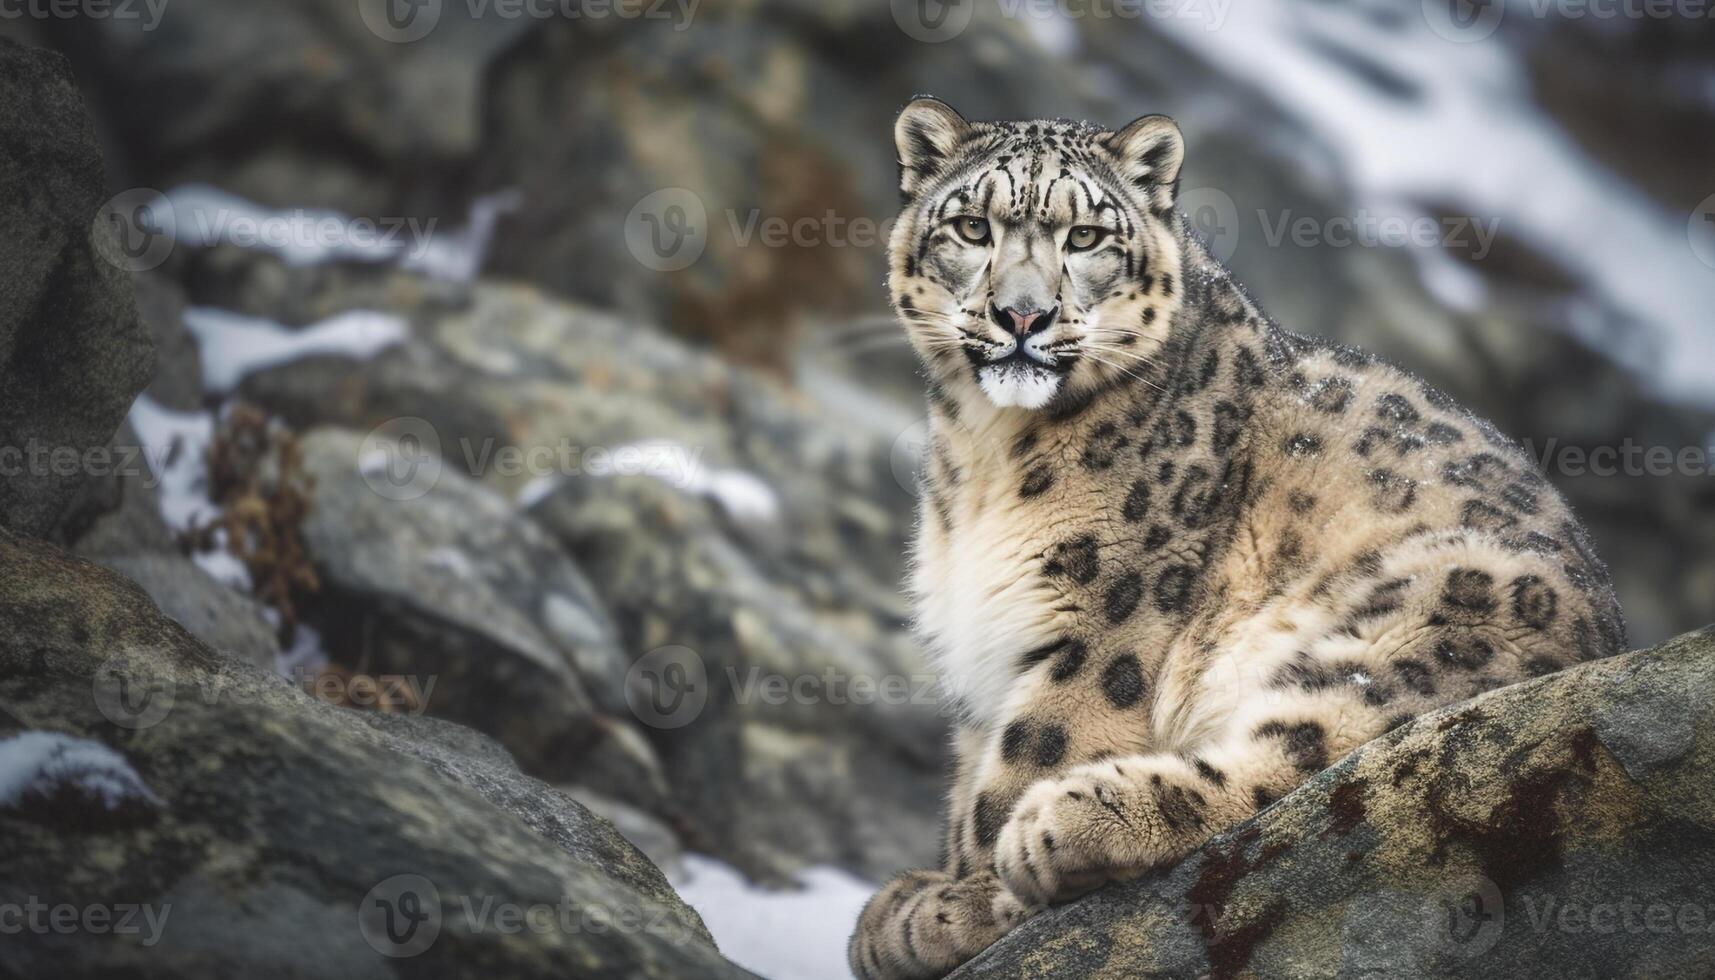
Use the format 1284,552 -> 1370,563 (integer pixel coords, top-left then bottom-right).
953,627 -> 1715,978
294,425 -> 648,786
35,0 -> 525,220
0,37 -> 153,540
0,528 -> 753,980
176,249 -> 944,883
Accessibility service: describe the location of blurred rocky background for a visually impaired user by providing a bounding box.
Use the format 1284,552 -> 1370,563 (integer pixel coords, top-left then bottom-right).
1,1 -> 1712,977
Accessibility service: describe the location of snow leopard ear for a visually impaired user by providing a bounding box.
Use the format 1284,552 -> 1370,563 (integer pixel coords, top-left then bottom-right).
1104,114 -> 1184,205
895,97 -> 971,198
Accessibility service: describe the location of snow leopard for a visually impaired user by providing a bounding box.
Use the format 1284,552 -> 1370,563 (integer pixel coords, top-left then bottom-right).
849,97 -> 1625,980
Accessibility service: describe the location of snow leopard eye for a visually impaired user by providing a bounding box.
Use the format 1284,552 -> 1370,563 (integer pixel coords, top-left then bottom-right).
952,217 -> 991,245
1067,226 -> 1105,251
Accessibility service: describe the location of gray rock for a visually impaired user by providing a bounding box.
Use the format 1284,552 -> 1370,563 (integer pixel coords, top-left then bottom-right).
0,527 -> 752,980
0,37 -> 153,541
568,787 -> 687,880
97,552 -> 280,670
952,627 -> 1715,979
36,0 -> 527,219
216,269 -> 944,883
68,420 -> 177,558
296,426 -> 640,783
132,271 -> 203,410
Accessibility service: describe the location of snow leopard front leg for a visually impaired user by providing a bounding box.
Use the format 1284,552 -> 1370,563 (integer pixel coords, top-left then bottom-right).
993,705 -> 1385,906
850,728 -> 1030,980
848,869 -> 1028,980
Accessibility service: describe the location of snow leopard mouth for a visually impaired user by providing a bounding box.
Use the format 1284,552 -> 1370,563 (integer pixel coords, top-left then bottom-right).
974,352 -> 1065,409
970,344 -> 1067,374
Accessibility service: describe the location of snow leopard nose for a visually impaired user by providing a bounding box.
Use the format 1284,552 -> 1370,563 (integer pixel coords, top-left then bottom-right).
991,304 -> 1057,338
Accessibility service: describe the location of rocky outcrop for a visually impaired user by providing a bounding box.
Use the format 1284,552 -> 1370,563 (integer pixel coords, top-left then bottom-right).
953,628 -> 1715,979
0,37 -> 153,541
294,425 -> 645,785
0,528 -> 753,980
34,0 -> 523,221
210,263 -> 947,883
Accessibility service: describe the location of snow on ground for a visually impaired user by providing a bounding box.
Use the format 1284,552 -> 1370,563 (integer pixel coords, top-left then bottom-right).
517,439 -> 782,526
672,856 -> 874,980
165,184 -> 520,282
127,394 -> 217,534
183,307 -> 407,394
126,395 -> 252,589
272,618 -> 330,678
0,732 -> 163,812
405,188 -> 523,282
1151,0 -> 1715,406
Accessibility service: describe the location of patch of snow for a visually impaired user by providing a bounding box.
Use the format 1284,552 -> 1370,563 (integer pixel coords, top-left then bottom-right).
1413,244 -> 1488,314
0,732 -> 163,812
542,593 -> 605,648
274,620 -> 330,677
1153,0 -> 1715,405
127,394 -> 218,533
424,546 -> 480,581
167,185 -> 408,267
191,543 -> 252,591
403,189 -> 523,283
672,856 -> 873,980
693,468 -> 782,526
127,396 -> 253,590
590,439 -> 781,524
165,184 -> 520,282
512,438 -> 780,524
183,307 -> 408,394
516,473 -> 564,509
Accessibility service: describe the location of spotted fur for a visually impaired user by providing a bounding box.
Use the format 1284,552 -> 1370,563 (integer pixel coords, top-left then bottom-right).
850,99 -> 1624,980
